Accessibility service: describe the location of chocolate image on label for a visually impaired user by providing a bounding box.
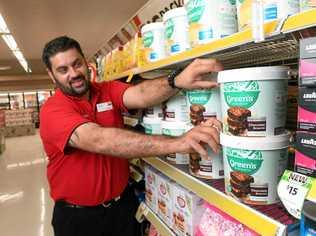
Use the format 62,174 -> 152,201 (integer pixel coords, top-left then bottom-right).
227,107 -> 251,135
230,171 -> 254,198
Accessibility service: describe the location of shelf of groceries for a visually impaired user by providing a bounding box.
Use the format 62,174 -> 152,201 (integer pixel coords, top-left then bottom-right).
105,9 -> 316,82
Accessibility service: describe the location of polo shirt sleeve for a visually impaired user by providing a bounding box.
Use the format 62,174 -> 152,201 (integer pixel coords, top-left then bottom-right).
108,81 -> 131,113
40,101 -> 90,153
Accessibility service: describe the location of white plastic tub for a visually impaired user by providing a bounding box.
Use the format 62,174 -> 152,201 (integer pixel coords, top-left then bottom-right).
221,132 -> 290,205
218,66 -> 288,137
145,105 -> 163,119
141,22 -> 166,62
184,0 -> 237,46
142,116 -> 162,135
161,120 -> 189,164
165,92 -> 190,122
163,7 -> 191,55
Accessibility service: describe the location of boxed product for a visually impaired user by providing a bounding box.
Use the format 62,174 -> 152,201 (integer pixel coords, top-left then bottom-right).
295,131 -> 316,177
172,184 -> 204,236
157,174 -> 174,227
196,203 -> 259,236
298,87 -> 316,132
144,165 -> 159,213
300,37 -> 316,86
4,124 -> 36,137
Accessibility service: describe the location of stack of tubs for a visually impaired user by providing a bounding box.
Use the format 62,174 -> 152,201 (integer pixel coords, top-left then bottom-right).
218,66 -> 290,205
142,105 -> 164,135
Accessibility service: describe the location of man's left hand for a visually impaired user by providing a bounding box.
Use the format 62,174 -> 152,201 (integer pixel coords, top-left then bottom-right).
174,58 -> 224,90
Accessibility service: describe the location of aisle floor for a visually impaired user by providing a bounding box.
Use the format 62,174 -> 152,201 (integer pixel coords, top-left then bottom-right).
0,131 -> 54,236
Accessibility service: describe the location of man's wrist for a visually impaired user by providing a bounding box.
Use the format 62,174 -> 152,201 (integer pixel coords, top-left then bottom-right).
167,68 -> 182,89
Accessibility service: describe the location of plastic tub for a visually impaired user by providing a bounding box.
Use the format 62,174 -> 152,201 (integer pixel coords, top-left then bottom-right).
237,0 -> 299,31
161,120 -> 189,164
300,0 -> 316,11
141,22 -> 166,62
165,92 -> 189,122
142,117 -> 162,135
300,200 -> 316,235
144,105 -> 163,119
218,66 -> 288,137
163,7 -> 191,55
221,132 -> 290,205
184,0 -> 237,47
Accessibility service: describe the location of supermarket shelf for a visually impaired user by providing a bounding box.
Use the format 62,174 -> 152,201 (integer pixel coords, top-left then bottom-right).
137,202 -> 175,236
143,157 -> 294,236
107,10 -> 316,81
307,178 -> 316,203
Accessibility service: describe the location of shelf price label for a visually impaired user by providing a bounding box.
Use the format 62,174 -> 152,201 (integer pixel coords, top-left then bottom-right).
277,170 -> 314,219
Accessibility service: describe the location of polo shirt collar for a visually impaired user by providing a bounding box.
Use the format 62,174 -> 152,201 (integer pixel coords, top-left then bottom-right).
55,82 -> 101,102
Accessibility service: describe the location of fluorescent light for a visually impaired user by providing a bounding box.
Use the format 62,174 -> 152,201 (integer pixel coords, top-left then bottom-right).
0,14 -> 9,33
1,34 -> 18,50
13,50 -> 24,61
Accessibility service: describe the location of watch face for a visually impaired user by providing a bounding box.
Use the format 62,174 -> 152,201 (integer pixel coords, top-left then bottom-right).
168,69 -> 182,89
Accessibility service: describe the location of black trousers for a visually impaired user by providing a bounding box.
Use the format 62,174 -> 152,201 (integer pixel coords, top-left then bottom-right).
52,186 -> 141,236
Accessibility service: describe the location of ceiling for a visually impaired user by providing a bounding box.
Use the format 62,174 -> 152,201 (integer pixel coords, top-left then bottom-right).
0,0 -> 149,78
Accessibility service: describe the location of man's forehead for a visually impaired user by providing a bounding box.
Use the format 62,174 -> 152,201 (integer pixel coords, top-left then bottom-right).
50,49 -> 83,67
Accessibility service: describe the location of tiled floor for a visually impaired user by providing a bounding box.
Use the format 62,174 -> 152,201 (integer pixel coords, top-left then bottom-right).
0,131 -> 54,236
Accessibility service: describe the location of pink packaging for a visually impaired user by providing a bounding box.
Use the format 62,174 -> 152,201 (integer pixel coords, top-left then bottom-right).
195,203 -> 259,236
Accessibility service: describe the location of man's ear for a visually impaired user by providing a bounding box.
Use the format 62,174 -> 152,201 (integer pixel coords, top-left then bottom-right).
47,69 -> 56,84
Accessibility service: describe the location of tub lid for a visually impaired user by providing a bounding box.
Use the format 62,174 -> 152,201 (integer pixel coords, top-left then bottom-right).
303,200 -> 316,221
141,22 -> 164,33
218,66 -> 289,83
163,7 -> 187,21
161,120 -> 189,130
143,116 -> 162,124
220,132 -> 290,150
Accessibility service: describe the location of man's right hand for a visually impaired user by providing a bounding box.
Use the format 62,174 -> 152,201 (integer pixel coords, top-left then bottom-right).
176,119 -> 221,156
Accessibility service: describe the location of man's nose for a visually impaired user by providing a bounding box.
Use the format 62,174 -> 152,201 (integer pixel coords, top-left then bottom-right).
69,67 -> 80,78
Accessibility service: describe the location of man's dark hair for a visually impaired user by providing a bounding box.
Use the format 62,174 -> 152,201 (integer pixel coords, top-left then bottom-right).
42,36 -> 85,71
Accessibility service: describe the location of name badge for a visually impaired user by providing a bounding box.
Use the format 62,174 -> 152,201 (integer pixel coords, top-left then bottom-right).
97,102 -> 113,112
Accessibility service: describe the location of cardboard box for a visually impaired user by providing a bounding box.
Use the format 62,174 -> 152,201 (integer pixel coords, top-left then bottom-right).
295,131 -> 316,177
157,174 -> 174,227
298,87 -> 316,132
172,184 -> 204,236
300,37 -> 316,59
5,124 -> 35,137
299,58 -> 316,86
144,166 -> 159,213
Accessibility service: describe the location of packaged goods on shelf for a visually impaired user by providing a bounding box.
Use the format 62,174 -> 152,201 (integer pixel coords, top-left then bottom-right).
165,92 -> 189,122
0,131 -> 5,154
142,116 -> 162,135
145,165 -> 159,213
300,0 -> 316,11
221,132 -> 290,205
4,124 -> 36,137
300,200 -> 316,235
163,7 -> 190,56
298,87 -> 316,132
184,0 -> 237,47
295,131 -> 316,177
237,0 -> 299,31
196,202 -> 259,236
172,184 -> 204,236
144,105 -> 164,119
0,110 -> 5,128
300,37 -> 316,86
111,46 -> 124,75
161,120 -> 189,164
5,109 -> 34,127
141,22 -> 166,62
104,51 -> 112,79
218,66 -> 289,137
157,174 -> 175,227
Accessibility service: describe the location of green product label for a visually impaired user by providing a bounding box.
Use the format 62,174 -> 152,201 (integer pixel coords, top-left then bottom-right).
143,31 -> 154,48
145,125 -> 153,135
165,19 -> 174,39
226,147 -> 263,175
162,128 -> 172,136
223,81 -> 260,108
187,0 -> 206,23
238,0 -> 244,3
187,90 -> 211,105
229,0 -> 236,5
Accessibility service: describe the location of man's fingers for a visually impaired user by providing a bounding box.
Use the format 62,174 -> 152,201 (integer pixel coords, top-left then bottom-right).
194,126 -> 220,145
192,58 -> 224,72
202,118 -> 222,132
189,140 -> 208,157
190,130 -> 220,154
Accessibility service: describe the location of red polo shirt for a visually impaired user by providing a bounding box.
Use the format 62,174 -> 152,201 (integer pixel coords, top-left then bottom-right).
40,81 -> 131,206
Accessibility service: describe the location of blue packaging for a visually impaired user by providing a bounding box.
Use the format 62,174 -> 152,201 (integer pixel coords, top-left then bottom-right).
300,200 -> 316,236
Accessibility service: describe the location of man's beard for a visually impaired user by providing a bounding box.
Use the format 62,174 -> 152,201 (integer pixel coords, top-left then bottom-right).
54,75 -> 90,97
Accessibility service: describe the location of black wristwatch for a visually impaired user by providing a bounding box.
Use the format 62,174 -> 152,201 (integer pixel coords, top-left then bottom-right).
167,68 -> 182,89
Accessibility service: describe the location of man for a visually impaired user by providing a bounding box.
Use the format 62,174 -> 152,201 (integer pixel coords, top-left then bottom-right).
40,36 -> 223,236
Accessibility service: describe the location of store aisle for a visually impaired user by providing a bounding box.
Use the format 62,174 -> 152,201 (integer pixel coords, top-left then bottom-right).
0,131 -> 53,236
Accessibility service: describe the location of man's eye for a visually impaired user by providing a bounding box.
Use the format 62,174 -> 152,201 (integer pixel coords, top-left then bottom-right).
75,62 -> 82,68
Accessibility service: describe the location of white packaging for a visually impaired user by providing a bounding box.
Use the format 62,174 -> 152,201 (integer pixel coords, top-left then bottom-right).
300,0 -> 316,11
172,184 -> 204,236
221,132 -> 290,205
165,92 -> 189,122
142,116 -> 162,135
157,174 -> 175,227
141,22 -> 166,62
184,0 -> 237,46
218,66 -> 288,137
237,0 -> 299,31
145,166 -> 159,213
145,105 -> 164,119
163,7 -> 191,55
161,120 -> 190,164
